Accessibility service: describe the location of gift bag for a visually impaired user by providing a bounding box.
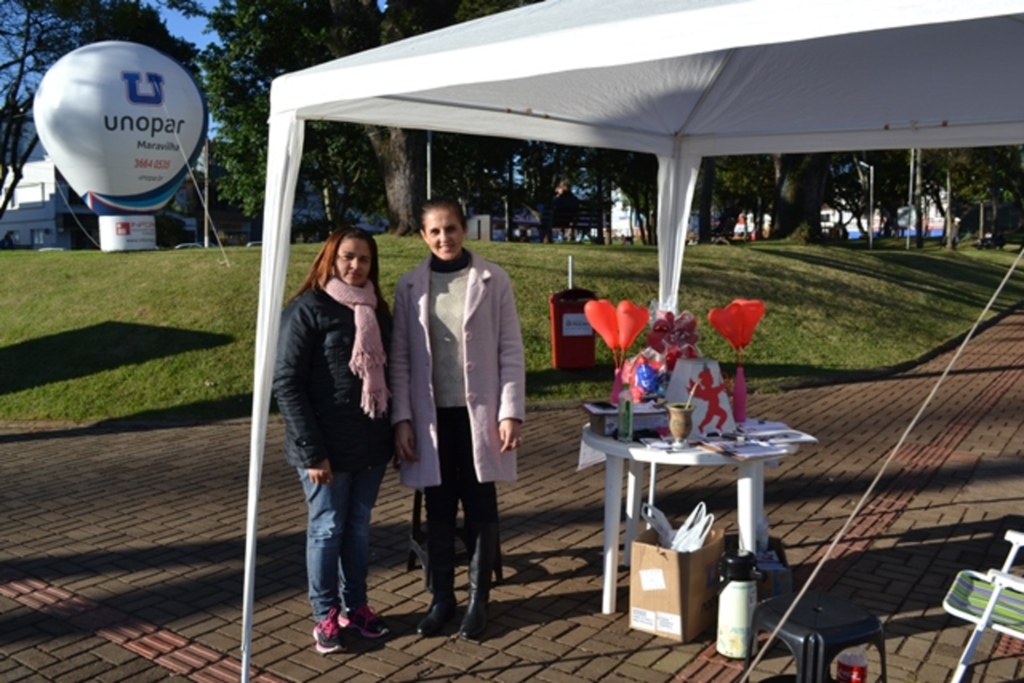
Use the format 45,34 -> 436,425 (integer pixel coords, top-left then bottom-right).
665,358 -> 735,439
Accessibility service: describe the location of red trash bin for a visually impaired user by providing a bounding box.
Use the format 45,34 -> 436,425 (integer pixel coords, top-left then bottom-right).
549,288 -> 596,369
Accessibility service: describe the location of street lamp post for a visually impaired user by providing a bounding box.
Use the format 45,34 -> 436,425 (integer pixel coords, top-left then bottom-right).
858,160 -> 874,250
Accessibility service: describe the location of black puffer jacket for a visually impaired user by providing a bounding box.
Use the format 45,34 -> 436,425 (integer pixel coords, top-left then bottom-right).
273,289 -> 393,472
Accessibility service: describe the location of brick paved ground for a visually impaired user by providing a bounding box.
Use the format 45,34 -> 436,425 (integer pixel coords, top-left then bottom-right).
1,309 -> 1023,682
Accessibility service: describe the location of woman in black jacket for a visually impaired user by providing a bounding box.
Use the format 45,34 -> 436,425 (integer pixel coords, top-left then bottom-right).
273,227 -> 393,654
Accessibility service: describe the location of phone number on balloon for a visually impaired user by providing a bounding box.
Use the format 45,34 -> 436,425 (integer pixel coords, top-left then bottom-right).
134,158 -> 172,170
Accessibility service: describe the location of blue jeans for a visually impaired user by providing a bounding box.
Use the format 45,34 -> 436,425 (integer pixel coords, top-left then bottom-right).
299,463 -> 386,622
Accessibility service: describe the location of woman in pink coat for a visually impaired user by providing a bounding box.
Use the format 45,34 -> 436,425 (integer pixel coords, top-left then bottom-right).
391,197 -> 525,641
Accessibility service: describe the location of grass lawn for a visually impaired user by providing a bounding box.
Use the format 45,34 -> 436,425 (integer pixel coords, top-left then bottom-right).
0,235 -> 1021,422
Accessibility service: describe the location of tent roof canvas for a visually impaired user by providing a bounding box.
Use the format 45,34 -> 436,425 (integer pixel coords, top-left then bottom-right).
270,0 -> 1024,155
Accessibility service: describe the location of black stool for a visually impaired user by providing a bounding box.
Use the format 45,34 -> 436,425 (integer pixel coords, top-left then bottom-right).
407,489 -> 503,589
745,592 -> 887,683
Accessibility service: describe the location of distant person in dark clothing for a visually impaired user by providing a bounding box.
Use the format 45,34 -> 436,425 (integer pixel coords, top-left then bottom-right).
976,231 -> 1007,249
548,181 -> 579,243
0,231 -> 14,249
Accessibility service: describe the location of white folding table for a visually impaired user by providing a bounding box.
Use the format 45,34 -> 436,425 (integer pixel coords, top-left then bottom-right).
580,426 -> 799,614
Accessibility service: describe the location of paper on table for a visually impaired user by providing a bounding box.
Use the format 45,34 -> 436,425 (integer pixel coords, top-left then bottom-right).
738,419 -> 818,444
696,437 -> 789,460
577,437 -> 607,470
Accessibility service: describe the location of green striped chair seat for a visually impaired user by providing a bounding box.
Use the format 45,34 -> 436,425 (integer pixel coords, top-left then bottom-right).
944,569 -> 1024,633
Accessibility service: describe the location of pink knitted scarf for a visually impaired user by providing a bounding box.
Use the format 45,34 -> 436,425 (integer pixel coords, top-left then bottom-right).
323,278 -> 390,418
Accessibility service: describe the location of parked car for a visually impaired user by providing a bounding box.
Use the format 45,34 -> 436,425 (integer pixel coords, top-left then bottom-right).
356,216 -> 388,234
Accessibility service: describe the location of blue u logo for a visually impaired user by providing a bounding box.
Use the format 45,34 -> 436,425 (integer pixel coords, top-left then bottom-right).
123,72 -> 165,105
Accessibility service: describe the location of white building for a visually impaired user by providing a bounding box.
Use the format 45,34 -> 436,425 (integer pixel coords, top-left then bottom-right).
0,156 -> 97,250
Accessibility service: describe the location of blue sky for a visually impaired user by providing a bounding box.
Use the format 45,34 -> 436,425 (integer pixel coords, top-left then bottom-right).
161,2 -> 217,51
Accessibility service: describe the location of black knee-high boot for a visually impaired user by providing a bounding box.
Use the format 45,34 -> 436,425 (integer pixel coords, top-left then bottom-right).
418,522 -> 457,637
460,522 -> 499,640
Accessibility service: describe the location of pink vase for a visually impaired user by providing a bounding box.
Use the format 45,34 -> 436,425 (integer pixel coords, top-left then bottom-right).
733,365 -> 747,424
610,367 -> 623,405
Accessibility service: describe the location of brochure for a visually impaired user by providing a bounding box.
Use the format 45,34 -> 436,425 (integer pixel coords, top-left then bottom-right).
695,436 -> 789,460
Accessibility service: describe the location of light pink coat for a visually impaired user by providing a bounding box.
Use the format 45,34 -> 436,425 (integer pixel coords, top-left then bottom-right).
390,254 -> 526,488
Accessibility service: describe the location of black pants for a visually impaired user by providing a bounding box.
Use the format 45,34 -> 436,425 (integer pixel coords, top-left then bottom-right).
424,407 -> 498,526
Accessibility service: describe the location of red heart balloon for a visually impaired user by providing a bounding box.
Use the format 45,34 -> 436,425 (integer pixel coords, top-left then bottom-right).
707,307 -> 739,349
584,299 -> 619,351
616,300 -> 650,351
708,299 -> 765,351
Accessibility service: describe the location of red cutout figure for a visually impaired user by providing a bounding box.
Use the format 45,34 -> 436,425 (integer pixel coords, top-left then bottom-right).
687,367 -> 729,432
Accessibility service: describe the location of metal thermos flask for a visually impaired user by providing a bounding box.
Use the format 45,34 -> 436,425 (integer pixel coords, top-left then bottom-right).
717,549 -> 759,658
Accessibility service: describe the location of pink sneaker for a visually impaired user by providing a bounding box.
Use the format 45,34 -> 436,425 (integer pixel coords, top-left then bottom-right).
313,607 -> 346,653
339,604 -> 390,639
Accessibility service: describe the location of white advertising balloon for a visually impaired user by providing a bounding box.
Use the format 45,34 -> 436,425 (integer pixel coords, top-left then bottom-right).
33,41 -> 208,251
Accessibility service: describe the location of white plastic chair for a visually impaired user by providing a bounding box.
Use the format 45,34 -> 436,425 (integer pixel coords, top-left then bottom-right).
943,529 -> 1024,683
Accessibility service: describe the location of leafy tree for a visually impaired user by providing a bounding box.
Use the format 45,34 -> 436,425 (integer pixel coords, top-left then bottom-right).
0,1 -> 86,222
78,1 -> 198,65
516,140 -> 588,212
608,151 -> 657,244
201,0 -> 540,236
203,0 -> 386,238
918,145 -> 1024,243
203,0 -> 335,223
1,1 -> 49,220
366,0 -> 540,235
431,131 -> 524,217
714,154 -> 775,239
819,152 -> 872,240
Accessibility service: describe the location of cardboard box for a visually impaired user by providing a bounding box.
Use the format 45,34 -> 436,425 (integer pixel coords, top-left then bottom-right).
756,537 -> 792,600
629,527 -> 725,642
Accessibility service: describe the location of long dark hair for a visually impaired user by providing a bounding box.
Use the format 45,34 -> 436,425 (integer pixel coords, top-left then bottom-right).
291,227 -> 390,316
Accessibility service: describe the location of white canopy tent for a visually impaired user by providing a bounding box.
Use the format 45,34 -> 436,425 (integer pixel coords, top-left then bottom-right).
242,0 -> 1024,674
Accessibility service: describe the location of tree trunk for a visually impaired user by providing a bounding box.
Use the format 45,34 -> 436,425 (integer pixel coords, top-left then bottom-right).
698,157 -> 716,242
645,184 -> 657,246
321,182 -> 336,227
944,168 -> 956,250
329,0 -> 428,236
916,151 -> 925,249
0,119 -> 39,222
367,126 -> 426,236
774,152 -> 831,241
